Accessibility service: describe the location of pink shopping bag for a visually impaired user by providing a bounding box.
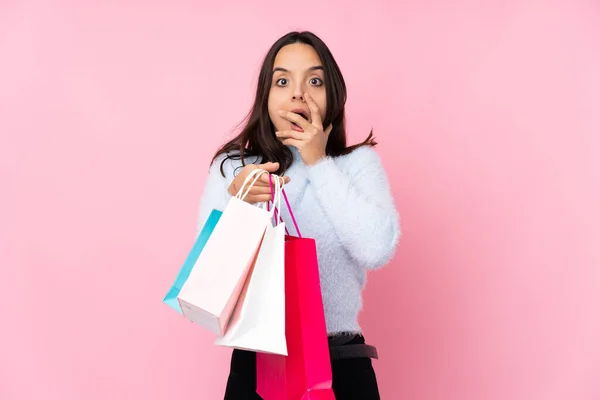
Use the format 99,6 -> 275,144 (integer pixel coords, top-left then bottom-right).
256,187 -> 335,400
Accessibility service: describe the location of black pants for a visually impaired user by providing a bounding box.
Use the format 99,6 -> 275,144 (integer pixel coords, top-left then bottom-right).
223,335 -> 381,399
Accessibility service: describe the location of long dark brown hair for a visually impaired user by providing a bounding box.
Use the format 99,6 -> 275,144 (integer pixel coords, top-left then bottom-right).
211,30 -> 376,176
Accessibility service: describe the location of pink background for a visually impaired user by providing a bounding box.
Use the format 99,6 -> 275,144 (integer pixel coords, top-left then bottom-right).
1,1 -> 599,399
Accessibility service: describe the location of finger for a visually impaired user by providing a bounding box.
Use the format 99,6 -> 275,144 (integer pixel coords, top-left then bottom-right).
281,139 -> 303,148
271,175 -> 290,186
253,172 -> 290,189
260,173 -> 290,185
325,123 -> 333,136
257,162 -> 279,172
258,173 -> 281,186
275,175 -> 289,188
258,173 -> 271,184
275,130 -> 307,141
304,92 -> 323,129
259,174 -> 287,192
277,110 -> 311,129
264,175 -> 289,185
249,185 -> 273,196
251,179 -> 270,187
245,193 -> 272,203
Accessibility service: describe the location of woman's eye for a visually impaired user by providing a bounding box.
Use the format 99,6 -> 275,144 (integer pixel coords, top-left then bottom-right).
310,78 -> 323,86
276,78 -> 288,86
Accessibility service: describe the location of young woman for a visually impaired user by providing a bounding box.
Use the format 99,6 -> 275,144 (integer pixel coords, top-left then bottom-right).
196,30 -> 400,400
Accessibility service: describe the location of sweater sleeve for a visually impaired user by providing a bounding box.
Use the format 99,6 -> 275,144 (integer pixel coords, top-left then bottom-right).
305,146 -> 401,269
195,155 -> 235,237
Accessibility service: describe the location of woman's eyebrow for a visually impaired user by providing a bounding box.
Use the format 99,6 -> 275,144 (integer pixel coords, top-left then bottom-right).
272,66 -> 324,73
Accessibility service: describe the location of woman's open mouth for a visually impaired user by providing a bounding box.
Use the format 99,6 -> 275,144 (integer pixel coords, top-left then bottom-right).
290,110 -> 309,131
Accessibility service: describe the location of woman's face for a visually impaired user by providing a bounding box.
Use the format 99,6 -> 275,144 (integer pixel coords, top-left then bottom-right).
268,43 -> 327,134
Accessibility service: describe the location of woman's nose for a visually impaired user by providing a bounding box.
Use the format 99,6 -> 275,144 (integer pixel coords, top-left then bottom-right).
292,83 -> 305,101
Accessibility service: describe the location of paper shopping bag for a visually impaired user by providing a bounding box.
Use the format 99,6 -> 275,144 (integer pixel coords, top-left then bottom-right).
163,209 -> 222,313
256,188 -> 335,399
213,221 -> 287,355
177,169 -> 274,336
214,174 -> 287,354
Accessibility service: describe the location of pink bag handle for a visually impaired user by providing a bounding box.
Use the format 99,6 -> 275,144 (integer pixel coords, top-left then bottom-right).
269,174 -> 302,238
266,175 -> 290,235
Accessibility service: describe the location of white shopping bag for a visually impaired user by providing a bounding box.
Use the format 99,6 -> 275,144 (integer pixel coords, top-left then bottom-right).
214,175 -> 287,354
177,168 -> 275,336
